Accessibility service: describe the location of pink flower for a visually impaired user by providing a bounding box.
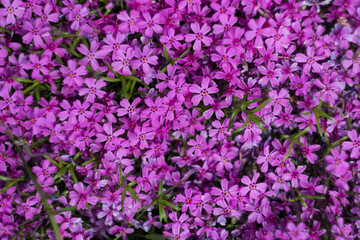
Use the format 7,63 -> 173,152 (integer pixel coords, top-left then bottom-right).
0,0 -> 24,25
240,172 -> 267,199
294,46 -> 325,74
69,183 -> 98,210
78,78 -> 106,103
22,19 -> 50,48
102,32 -> 126,61
342,129 -> 360,159
185,22 -> 213,51
77,40 -> 110,71
189,77 -> 219,106
245,17 -> 274,48
245,198 -> 271,223
283,162 -> 307,188
131,46 -> 158,73
176,188 -> 201,212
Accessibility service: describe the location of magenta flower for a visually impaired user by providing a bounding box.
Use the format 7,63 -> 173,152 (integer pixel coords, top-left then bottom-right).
299,137 -> 321,164
189,77 -> 219,106
32,159 -> 57,182
240,172 -> 267,199
213,147 -> 236,172
245,17 -> 274,48
294,46 -> 325,74
79,78 -> 106,103
325,148 -> 349,175
102,32 -> 126,61
286,222 -> 308,240
117,10 -> 140,34
176,188 -> 201,212
209,119 -> 231,141
342,129 -> 360,159
22,19 -> 50,48
331,218 -> 353,240
0,0 -> 24,25
283,162 -> 308,188
23,54 -> 50,79
77,40 -> 110,71
33,3 -> 59,23
268,171 -> 290,192
342,50 -> 360,74
258,62 -> 281,87
61,59 -> 87,87
69,182 -> 98,210
257,145 -> 278,172
138,12 -> 162,37
160,28 -> 184,50
131,46 -> 158,73
210,179 -> 238,202
111,47 -> 134,76
185,22 -> 213,51
17,196 -> 39,220
245,198 -> 271,223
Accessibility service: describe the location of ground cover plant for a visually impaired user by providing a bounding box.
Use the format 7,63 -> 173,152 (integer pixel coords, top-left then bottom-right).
1,0 -> 360,239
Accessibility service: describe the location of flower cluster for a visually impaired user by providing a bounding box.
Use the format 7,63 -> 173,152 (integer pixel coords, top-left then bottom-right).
1,0 -> 360,239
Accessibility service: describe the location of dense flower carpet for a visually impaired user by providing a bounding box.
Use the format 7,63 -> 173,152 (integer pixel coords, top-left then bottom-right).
1,0 -> 360,239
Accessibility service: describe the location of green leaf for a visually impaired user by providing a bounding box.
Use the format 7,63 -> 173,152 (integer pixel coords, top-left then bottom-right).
125,186 -> 141,204
301,195 -> 325,200
146,233 -> 166,240
314,112 -> 323,137
73,151 -> 82,161
298,195 -> 308,207
248,113 -> 266,133
158,201 -> 167,223
12,77 -> 34,83
177,46 -> 191,60
102,77 -> 123,82
162,200 -> 180,211
282,141 -> 294,162
228,107 -> 241,131
280,193 -> 297,202
158,179 -> 164,195
44,155 -> 60,168
249,98 -> 272,113
69,166 -> 78,183
121,189 -> 126,209
0,176 -> 20,181
53,167 -> 68,180
313,108 -> 336,123
163,44 -> 170,62
51,206 -> 77,214
22,82 -> 40,95
292,126 -> 311,140
232,118 -> 249,134
331,136 -> 349,149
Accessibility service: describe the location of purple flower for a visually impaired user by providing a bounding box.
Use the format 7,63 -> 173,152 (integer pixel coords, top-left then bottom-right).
189,77 -> 219,106
245,198 -> 271,223
294,46 -> 325,74
176,188 -> 201,212
0,0 -> 24,25
283,162 -> 307,188
245,17 -> 274,48
325,148 -> 349,175
22,19 -> 50,48
77,40 -> 110,71
342,129 -> 360,159
240,172 -> 267,199
185,22 -> 213,51
132,46 -> 158,73
69,182 -> 98,210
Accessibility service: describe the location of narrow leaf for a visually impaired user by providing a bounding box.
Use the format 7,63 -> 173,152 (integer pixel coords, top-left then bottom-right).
250,98 -> 273,113
163,44 -> 170,62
